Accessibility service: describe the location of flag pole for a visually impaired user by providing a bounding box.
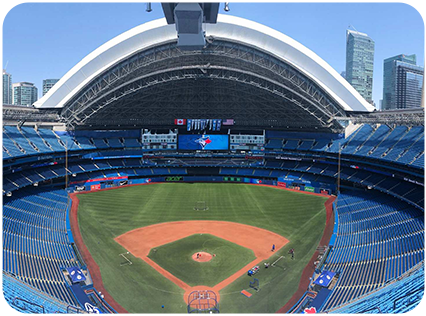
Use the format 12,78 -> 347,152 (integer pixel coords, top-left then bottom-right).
65,140 -> 68,190
337,143 -> 341,194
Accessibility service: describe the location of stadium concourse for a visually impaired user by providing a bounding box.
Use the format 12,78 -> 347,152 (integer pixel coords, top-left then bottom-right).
2,4 -> 424,314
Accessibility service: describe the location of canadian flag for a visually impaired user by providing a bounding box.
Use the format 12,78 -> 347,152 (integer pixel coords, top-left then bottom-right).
175,119 -> 186,125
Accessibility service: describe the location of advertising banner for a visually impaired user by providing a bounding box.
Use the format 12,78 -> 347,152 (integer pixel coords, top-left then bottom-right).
90,184 -> 101,191
305,186 -> 315,192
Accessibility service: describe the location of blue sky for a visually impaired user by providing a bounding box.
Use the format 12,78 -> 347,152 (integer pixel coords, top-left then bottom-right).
2,2 -> 424,108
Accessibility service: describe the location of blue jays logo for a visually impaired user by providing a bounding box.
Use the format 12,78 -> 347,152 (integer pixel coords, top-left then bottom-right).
194,135 -> 212,150
84,302 -> 100,314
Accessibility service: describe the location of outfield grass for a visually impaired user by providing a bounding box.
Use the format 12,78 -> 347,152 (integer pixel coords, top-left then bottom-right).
148,234 -> 256,287
77,183 -> 328,313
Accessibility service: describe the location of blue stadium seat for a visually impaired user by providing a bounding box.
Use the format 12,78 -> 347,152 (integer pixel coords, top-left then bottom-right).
354,125 -> 391,156
37,129 -> 65,152
321,190 -> 424,311
19,127 -> 53,153
369,126 -> 407,158
3,190 -> 79,306
4,126 -> 39,155
383,126 -> 423,162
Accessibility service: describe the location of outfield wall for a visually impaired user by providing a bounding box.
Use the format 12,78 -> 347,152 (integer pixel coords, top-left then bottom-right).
69,174 -> 334,195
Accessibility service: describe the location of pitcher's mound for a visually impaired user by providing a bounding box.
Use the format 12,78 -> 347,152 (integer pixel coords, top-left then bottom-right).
192,252 -> 213,262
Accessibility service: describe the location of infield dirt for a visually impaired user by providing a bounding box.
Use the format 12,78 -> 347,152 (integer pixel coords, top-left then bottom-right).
114,220 -> 289,302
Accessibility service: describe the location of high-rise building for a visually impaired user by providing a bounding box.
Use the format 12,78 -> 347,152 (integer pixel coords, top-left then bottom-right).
3,69 -> 12,104
382,54 -> 423,110
42,79 -> 59,96
12,82 -> 38,107
422,50 -> 426,108
345,29 -> 375,103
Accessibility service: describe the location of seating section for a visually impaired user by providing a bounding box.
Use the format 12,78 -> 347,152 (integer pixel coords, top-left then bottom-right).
3,126 -> 38,157
353,125 -> 390,156
3,154 -> 423,208
36,128 -> 65,152
329,262 -> 424,314
339,124 -> 374,154
265,139 -> 283,149
321,190 -> 424,311
3,272 -> 72,313
3,189 -> 79,306
369,126 -> 408,158
380,126 -> 423,163
263,124 -> 424,169
3,124 -> 424,171
19,127 -> 53,153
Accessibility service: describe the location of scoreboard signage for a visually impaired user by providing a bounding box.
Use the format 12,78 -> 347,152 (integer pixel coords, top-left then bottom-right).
223,177 -> 242,182
165,176 -> 183,182
178,134 -> 229,150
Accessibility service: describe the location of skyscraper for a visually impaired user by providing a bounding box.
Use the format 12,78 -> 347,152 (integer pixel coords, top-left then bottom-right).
3,69 -> 12,104
12,82 -> 38,107
382,54 -> 423,110
346,29 -> 375,103
42,79 -> 59,96
422,48 -> 426,108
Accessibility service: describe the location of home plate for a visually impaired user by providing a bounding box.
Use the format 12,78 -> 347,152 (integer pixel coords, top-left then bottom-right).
241,290 -> 252,298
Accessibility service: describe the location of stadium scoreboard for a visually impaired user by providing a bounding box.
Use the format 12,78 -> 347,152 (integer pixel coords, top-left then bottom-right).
178,134 -> 229,151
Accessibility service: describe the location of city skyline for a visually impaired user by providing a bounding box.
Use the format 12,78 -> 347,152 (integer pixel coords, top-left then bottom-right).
2,2 -> 424,108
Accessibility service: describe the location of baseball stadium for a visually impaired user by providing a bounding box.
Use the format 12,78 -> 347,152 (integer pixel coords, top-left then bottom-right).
2,3 -> 424,314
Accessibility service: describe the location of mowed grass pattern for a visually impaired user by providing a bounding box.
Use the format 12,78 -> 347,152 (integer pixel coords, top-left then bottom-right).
77,183 -> 328,313
148,234 -> 256,287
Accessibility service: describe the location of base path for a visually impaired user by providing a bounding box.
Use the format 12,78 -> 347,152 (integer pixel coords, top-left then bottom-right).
115,221 -> 289,303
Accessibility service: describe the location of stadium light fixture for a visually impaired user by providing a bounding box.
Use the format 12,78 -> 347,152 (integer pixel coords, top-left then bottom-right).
224,2 -> 230,12
146,3 -> 152,12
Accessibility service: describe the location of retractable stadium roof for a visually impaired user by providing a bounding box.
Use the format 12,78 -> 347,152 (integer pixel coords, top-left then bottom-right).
33,14 -> 375,131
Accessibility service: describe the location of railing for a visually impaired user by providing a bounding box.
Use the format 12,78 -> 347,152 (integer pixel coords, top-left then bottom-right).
324,262 -> 424,313
393,288 -> 423,311
359,306 -> 382,313
13,297 -> 45,313
66,305 -> 87,313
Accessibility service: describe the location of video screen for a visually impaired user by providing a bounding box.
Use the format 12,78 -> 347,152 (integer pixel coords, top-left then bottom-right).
178,134 -> 229,150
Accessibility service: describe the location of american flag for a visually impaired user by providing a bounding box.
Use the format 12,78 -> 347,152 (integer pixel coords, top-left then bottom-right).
222,119 -> 234,126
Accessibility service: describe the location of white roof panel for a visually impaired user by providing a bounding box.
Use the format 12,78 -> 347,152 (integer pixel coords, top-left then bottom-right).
33,15 -> 375,112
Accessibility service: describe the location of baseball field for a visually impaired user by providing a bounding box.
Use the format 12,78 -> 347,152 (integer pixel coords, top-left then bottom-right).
72,183 -> 330,313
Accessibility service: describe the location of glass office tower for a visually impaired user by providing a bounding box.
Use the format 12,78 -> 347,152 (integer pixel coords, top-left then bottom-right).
12,82 -> 38,107
42,79 -> 60,96
346,29 -> 375,103
382,54 -> 423,110
3,69 -> 12,104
